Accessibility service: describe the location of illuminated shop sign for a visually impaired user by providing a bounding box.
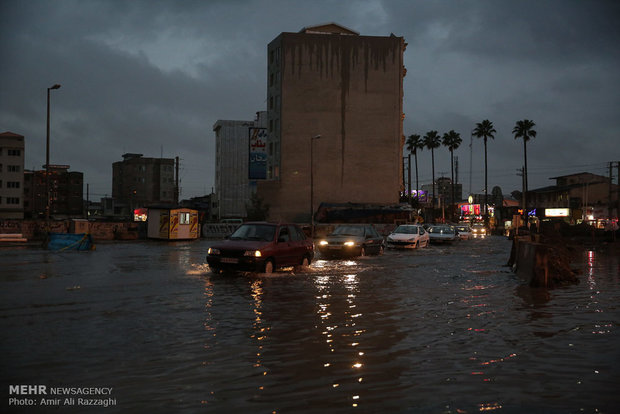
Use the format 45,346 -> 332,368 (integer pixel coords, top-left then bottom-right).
134,208 -> 148,222
545,208 -> 570,217
461,204 -> 481,215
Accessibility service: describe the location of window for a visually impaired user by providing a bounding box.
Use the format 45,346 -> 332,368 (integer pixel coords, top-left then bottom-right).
8,149 -> 21,156
8,165 -> 20,172
278,226 -> 289,242
7,181 -> 20,188
7,197 -> 20,204
179,212 -> 190,224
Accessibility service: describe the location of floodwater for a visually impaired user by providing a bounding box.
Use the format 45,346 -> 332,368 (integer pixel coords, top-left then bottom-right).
1,236 -> 619,413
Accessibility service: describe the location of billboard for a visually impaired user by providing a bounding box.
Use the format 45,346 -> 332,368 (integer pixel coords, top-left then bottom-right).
249,127 -> 268,179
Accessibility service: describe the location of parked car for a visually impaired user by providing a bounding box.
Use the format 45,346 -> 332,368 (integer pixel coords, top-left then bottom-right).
471,223 -> 488,238
427,225 -> 457,243
317,224 -> 384,258
455,225 -> 472,240
386,224 -> 430,249
206,222 -> 314,274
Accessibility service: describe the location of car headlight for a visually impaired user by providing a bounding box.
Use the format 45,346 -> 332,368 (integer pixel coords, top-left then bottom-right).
319,240 -> 328,246
244,250 -> 261,257
208,247 -> 220,255
344,241 -> 355,247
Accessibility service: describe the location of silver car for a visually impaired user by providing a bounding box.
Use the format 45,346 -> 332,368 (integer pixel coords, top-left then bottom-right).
427,225 -> 457,243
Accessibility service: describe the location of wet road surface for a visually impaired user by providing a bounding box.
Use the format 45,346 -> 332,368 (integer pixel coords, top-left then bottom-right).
1,236 -> 619,413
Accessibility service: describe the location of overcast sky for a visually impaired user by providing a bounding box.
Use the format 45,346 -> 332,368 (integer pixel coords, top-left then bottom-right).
1,0 -> 619,201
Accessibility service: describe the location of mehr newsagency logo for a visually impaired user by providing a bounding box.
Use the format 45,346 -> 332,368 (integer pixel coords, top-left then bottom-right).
8,385 -> 116,408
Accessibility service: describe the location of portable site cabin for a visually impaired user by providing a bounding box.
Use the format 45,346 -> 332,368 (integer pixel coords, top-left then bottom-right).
147,207 -> 199,240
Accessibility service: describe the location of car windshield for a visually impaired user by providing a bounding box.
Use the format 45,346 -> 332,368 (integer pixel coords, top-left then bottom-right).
229,224 -> 275,241
394,225 -> 418,234
429,226 -> 453,234
331,226 -> 365,237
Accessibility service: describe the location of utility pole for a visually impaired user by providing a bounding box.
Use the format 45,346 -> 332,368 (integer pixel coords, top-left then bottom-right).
469,130 -> 473,196
517,167 -> 525,210
175,156 -> 180,205
617,161 -> 620,219
610,161 -> 613,221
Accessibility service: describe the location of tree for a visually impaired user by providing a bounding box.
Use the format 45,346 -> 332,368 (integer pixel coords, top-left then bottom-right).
442,130 -> 462,221
423,130 -> 441,208
472,120 -> 496,222
406,134 -> 424,205
513,119 -> 537,210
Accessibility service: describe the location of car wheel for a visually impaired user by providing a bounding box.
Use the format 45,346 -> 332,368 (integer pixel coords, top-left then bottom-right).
360,246 -> 366,257
210,266 -> 221,274
414,241 -> 419,249
295,256 -> 310,271
379,245 -> 384,255
264,259 -> 275,274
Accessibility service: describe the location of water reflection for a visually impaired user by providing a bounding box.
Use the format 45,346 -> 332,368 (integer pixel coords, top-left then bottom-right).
2,238 -> 618,412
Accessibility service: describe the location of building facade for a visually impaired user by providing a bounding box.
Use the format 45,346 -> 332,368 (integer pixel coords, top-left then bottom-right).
0,131 -> 25,219
112,154 -> 176,212
23,166 -> 84,218
529,172 -> 618,221
213,112 -> 267,220
257,23 -> 406,222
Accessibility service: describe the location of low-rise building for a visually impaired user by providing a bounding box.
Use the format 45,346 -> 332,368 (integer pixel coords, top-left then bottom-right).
528,172 -> 618,222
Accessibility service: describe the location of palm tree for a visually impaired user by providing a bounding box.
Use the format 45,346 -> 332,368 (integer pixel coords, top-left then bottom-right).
406,134 -> 423,205
442,130 -> 462,221
472,120 -> 496,221
513,119 -> 537,210
423,130 -> 441,208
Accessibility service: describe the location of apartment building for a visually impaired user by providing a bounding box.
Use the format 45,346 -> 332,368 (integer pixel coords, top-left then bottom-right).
257,23 -> 406,222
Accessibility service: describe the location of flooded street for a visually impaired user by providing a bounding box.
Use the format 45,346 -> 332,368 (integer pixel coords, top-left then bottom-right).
2,236 -> 619,413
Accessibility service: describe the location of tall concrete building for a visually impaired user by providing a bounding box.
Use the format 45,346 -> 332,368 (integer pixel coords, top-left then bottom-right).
213,112 -> 267,219
258,23 -> 406,222
0,131 -> 25,219
112,153 -> 176,211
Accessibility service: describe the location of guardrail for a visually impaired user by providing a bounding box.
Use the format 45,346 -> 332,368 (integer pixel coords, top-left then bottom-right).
202,223 -> 240,239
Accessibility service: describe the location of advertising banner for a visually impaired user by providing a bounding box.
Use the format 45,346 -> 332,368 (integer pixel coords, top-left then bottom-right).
249,127 -> 268,179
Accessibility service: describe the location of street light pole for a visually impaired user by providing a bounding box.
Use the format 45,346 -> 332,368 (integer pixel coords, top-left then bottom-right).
310,134 -> 321,239
46,84 -> 61,222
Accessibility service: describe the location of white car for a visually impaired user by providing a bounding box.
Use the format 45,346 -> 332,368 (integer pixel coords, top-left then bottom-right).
471,224 -> 488,238
455,225 -> 472,240
386,224 -> 430,249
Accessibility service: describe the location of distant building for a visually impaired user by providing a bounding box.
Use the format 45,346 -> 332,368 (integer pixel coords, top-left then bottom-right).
421,177 -> 463,206
24,166 -> 83,218
112,153 -> 176,213
529,172 -> 618,221
213,112 -> 267,220
0,131 -> 25,219
257,23 -> 406,222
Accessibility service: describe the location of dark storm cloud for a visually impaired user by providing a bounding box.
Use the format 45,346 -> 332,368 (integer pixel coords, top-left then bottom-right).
1,0 -> 619,199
